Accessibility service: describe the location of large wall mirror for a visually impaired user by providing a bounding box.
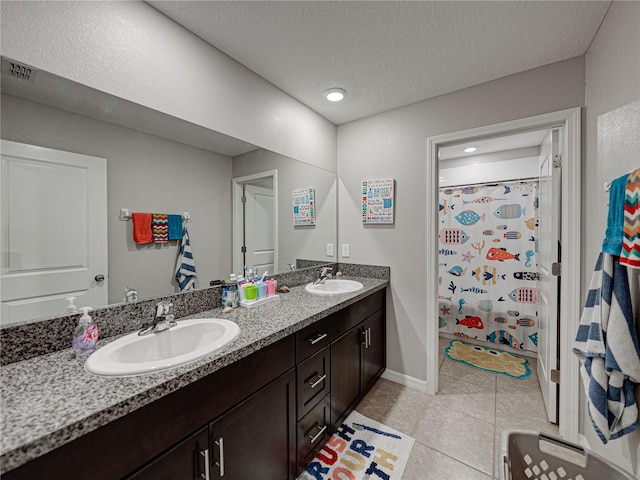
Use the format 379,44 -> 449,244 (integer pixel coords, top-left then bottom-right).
0,58 -> 337,326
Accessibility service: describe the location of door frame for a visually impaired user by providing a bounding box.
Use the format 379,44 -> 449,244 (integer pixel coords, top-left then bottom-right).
232,170 -> 278,276
425,107 -> 581,442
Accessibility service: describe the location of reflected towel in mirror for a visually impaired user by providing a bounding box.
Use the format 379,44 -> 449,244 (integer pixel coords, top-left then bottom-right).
175,226 -> 197,291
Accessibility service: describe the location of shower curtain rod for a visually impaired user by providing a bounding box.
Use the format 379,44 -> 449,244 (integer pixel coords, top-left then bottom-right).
439,176 -> 539,190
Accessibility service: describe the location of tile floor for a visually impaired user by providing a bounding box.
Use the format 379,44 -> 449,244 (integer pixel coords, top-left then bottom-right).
355,337 -> 559,479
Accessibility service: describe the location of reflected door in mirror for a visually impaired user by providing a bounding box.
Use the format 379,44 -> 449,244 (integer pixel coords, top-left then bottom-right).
0,140 -> 108,325
244,184 -> 275,275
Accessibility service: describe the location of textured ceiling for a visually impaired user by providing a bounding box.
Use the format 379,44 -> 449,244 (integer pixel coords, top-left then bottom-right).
148,1 -> 610,125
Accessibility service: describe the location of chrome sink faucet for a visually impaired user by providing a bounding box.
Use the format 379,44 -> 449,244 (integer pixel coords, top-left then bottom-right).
313,267 -> 333,285
139,301 -> 177,336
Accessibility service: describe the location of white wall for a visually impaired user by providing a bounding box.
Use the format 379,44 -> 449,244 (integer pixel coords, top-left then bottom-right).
337,57 -> 585,381
0,1 -> 336,172
583,1 -> 640,474
1,94 -> 233,304
439,155 -> 540,187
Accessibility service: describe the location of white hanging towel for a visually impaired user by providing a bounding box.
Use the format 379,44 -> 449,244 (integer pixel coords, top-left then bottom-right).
573,252 -> 640,443
175,226 -> 197,291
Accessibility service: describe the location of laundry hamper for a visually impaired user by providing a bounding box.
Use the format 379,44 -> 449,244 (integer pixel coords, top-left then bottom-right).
499,429 -> 636,480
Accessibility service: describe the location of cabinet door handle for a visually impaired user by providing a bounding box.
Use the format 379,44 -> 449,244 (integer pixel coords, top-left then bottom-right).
214,437 -> 225,477
308,374 -> 327,389
367,327 -> 372,348
307,424 -> 328,444
308,332 -> 328,345
199,448 -> 210,480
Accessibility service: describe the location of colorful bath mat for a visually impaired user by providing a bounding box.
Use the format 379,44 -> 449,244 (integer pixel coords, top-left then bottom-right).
297,410 -> 414,480
445,340 -> 531,379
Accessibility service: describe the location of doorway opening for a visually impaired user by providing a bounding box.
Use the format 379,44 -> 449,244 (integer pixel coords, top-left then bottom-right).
426,108 -> 582,442
232,170 -> 278,279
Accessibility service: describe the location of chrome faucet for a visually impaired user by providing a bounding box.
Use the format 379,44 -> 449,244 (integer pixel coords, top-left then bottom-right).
139,301 -> 177,336
313,267 -> 333,285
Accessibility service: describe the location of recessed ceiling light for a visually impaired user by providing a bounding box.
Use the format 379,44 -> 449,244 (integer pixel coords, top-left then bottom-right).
464,146 -> 477,153
324,88 -> 347,102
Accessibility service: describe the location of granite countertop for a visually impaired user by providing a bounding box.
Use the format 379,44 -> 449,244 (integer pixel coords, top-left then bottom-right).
0,276 -> 387,473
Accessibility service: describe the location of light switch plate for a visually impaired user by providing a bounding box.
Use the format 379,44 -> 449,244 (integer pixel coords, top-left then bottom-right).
326,243 -> 334,256
342,244 -> 350,258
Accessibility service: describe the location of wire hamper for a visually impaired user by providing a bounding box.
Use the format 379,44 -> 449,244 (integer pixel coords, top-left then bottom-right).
499,429 -> 636,480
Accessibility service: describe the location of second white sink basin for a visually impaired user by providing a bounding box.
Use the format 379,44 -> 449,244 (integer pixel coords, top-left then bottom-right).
85,318 -> 240,377
305,279 -> 364,295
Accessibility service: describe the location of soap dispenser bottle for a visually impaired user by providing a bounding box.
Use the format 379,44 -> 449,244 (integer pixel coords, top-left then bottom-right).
72,307 -> 99,358
65,296 -> 78,314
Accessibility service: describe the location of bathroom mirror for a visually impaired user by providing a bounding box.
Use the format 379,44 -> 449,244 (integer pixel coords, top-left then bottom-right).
0,59 -> 337,326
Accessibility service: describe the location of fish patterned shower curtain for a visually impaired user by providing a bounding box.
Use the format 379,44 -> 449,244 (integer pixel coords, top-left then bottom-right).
438,179 -> 539,352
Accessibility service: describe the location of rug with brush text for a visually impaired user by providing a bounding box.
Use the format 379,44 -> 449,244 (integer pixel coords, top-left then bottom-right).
297,410 -> 414,480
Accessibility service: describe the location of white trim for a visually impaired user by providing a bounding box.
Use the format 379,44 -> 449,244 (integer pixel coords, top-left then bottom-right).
381,369 -> 428,393
231,170 -> 278,275
426,107 -> 582,442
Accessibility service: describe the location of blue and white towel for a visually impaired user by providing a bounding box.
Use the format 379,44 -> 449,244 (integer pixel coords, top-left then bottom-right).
573,252 -> 640,443
175,226 -> 197,291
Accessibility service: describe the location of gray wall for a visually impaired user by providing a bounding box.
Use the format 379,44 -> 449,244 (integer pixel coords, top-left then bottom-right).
233,149 -> 337,272
1,94 -> 233,303
0,1 -> 337,172
337,57 -> 585,381
583,1 -> 640,472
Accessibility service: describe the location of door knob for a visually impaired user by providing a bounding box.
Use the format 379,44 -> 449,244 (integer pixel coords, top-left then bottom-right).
95,274 -> 105,282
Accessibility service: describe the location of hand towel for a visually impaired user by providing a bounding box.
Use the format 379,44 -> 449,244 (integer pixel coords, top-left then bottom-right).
168,214 -> 183,241
621,168 -> 640,268
152,214 -> 169,243
175,227 -> 197,291
132,212 -> 152,244
573,252 -> 640,443
602,173 -> 629,256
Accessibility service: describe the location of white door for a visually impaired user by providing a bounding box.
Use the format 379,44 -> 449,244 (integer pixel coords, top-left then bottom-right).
0,140 -> 108,325
537,129 -> 561,423
244,184 -> 275,276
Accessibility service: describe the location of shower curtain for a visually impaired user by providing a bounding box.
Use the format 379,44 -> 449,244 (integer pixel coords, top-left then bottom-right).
438,179 -> 539,352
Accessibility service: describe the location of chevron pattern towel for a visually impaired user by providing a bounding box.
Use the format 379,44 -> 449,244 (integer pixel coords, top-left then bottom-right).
152,214 -> 169,243
573,252 -> 640,443
621,168 -> 640,268
175,227 -> 197,291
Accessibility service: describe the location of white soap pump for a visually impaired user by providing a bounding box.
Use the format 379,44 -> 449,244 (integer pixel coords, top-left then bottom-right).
65,296 -> 78,314
72,307 -> 98,358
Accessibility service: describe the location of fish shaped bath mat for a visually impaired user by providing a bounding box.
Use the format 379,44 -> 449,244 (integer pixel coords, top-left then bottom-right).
445,340 -> 531,379
297,410 -> 414,480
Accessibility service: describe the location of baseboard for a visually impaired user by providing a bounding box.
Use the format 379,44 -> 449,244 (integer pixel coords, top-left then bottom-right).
381,369 -> 429,393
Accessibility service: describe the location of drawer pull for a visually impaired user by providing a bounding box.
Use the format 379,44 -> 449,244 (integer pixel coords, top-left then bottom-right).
307,332 -> 328,345
308,374 -> 327,389
200,448 -> 210,480
215,437 -> 225,477
307,424 -> 328,444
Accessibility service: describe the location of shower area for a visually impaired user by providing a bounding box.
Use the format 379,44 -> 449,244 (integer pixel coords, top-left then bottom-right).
438,131 -> 548,355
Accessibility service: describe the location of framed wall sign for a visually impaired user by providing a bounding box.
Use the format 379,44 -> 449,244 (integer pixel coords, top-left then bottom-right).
362,178 -> 395,224
292,187 -> 315,226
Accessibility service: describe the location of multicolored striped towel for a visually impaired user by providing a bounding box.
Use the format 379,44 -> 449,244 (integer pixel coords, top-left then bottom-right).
152,214 -> 169,243
621,168 -> 640,268
175,227 -> 197,291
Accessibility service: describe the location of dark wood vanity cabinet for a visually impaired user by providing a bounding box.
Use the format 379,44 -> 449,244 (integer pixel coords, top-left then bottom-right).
4,288 -> 385,480
128,427 -> 209,480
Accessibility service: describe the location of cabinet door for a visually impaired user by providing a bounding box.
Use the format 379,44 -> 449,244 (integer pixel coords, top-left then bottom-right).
127,427 -> 209,480
210,370 -> 296,480
330,325 -> 363,428
362,309 -> 385,392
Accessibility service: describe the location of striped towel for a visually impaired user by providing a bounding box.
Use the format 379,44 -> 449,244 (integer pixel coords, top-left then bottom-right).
152,214 -> 169,243
621,168 -> 640,268
573,252 -> 640,443
175,227 -> 197,291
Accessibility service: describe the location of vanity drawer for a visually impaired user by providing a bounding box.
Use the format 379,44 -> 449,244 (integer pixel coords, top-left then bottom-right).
297,347 -> 330,420
297,393 -> 331,475
296,316 -> 330,362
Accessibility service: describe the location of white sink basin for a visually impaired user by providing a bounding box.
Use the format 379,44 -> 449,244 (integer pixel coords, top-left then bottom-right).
85,318 -> 240,377
305,279 -> 364,295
